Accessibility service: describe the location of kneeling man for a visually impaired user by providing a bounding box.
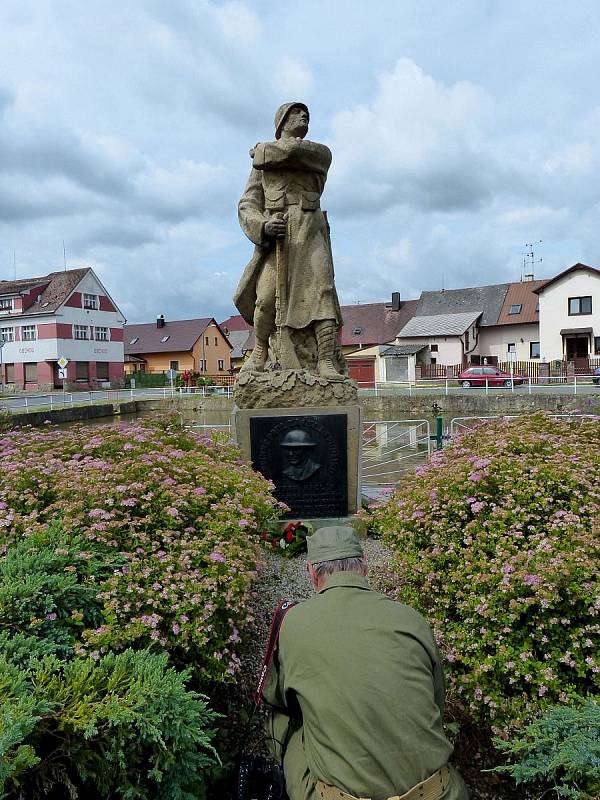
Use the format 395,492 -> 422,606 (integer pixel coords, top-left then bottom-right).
263,526 -> 469,800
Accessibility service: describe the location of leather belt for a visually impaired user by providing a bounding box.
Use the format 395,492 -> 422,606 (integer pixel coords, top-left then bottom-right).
316,766 -> 450,800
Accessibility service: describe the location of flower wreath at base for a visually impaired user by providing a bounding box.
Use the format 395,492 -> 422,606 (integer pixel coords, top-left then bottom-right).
260,520 -> 314,558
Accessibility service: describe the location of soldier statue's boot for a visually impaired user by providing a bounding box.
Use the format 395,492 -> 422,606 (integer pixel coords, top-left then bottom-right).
315,320 -> 344,381
240,337 -> 268,374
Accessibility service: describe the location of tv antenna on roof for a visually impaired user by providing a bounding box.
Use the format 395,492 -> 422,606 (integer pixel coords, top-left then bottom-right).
521,240 -> 542,280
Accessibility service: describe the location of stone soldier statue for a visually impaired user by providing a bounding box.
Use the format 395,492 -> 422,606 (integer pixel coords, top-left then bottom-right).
234,102 -> 345,381
262,527 -> 470,800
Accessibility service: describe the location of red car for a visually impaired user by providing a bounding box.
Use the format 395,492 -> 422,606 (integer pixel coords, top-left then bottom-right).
458,366 -> 526,388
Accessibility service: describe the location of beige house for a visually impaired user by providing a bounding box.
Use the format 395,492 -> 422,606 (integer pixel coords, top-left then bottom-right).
535,263 -> 600,362
124,316 -> 232,377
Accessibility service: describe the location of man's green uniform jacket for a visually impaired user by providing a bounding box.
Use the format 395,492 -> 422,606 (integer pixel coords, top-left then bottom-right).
263,572 -> 468,800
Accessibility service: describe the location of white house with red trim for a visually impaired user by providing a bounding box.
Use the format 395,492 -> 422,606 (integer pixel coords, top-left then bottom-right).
0,267 -> 125,391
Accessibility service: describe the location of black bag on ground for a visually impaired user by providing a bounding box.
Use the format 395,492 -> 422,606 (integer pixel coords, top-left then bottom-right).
236,753 -> 285,800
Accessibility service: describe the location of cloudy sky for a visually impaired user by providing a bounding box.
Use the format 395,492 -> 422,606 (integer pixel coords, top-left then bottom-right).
1,1 -> 599,324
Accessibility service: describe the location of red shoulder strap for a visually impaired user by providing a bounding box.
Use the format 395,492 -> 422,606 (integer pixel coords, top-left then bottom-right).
253,599 -> 296,706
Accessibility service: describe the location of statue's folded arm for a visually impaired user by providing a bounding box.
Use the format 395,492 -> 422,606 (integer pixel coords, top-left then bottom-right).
252,140 -> 331,176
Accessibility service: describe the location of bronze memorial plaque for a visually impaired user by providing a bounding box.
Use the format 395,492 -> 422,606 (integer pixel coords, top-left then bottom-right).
249,414 -> 347,518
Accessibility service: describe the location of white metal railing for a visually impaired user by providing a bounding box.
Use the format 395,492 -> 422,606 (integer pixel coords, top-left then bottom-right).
449,413 -> 599,437
0,387 -> 171,413
186,418 -> 432,491
177,386 -> 233,397
361,419 -> 431,487
356,374 -> 600,396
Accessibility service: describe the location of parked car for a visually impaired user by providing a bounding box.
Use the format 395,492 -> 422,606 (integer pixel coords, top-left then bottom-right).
593,366 -> 600,385
458,366 -> 526,388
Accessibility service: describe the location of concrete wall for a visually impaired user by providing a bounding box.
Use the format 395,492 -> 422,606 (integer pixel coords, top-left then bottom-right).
6,401 -> 137,428
144,392 -> 598,420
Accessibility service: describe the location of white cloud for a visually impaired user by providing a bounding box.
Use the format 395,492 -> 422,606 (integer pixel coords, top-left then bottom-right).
327,59 -> 508,214
214,1 -> 261,44
1,2 -> 600,322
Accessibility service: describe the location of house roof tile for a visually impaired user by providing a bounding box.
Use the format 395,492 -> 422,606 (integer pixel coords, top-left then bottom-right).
398,311 -> 482,338
495,279 -> 547,325
228,329 -> 255,359
219,314 -> 253,332
338,300 -> 419,346
381,343 -> 429,356
416,284 -> 509,326
0,268 -> 91,317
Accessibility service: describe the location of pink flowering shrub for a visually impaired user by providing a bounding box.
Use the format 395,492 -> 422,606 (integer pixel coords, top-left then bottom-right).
0,415 -> 280,683
366,413 -> 600,736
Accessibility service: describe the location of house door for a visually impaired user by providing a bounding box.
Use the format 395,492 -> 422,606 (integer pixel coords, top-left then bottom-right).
347,359 -> 375,388
565,336 -> 588,360
385,356 -> 409,382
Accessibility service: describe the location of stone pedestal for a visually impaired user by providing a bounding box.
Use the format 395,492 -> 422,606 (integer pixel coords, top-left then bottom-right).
233,404 -> 361,518
233,369 -> 358,409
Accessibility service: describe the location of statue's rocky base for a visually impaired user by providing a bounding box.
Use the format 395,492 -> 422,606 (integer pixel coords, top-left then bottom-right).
233,369 -> 358,409
233,404 -> 361,518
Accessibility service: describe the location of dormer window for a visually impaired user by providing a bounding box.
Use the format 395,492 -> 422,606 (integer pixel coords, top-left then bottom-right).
508,304 -> 522,315
83,293 -> 98,310
0,298 -> 13,312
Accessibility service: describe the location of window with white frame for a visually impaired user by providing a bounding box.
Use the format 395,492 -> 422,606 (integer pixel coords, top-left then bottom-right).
95,326 -> 108,341
218,359 -> 224,370
21,325 -> 37,341
508,304 -> 522,315
0,327 -> 14,342
507,342 -> 516,354
74,325 -> 88,340
0,298 -> 13,311
83,293 -> 98,310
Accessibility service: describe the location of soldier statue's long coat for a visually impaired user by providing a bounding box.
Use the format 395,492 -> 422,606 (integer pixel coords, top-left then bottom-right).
234,137 -> 342,330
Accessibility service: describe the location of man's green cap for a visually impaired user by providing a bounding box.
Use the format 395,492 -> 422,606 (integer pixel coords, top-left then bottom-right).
307,526 -> 363,564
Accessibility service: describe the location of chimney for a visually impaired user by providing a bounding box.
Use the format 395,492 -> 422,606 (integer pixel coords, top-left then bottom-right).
391,291 -> 401,312
156,314 -> 165,328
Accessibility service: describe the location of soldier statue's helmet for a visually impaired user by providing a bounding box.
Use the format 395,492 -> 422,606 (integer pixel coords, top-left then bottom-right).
280,429 -> 317,448
274,102 -> 309,139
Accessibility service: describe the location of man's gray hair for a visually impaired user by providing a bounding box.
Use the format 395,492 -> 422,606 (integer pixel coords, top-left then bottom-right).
312,556 -> 367,581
